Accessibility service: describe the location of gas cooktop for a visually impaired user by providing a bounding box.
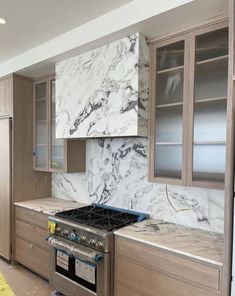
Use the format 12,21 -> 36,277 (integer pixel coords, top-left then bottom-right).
55,204 -> 149,232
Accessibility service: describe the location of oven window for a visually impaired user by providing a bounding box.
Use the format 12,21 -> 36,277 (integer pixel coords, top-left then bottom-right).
55,250 -> 97,293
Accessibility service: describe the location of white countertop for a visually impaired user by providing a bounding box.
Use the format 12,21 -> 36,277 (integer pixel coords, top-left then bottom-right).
14,197 -> 86,216
14,198 -> 223,266
115,219 -> 223,266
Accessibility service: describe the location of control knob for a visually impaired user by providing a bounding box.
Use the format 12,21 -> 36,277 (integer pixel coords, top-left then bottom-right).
63,229 -> 69,236
56,226 -> 61,233
89,239 -> 96,248
96,241 -> 103,250
80,235 -> 87,243
68,232 -> 77,241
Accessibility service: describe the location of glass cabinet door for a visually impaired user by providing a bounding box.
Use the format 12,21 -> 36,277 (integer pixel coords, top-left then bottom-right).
50,79 -> 64,170
35,81 -> 48,169
153,38 -> 187,181
191,27 -> 228,184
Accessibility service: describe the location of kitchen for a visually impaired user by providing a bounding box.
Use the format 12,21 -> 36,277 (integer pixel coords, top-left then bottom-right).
0,0 -> 233,295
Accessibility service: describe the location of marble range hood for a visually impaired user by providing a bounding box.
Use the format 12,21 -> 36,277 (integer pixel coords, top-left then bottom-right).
55,33 -> 149,138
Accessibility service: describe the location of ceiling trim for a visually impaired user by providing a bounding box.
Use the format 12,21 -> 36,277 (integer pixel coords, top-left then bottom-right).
0,0 -> 193,78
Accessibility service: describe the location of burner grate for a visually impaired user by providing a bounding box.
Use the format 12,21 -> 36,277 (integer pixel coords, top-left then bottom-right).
55,205 -> 142,231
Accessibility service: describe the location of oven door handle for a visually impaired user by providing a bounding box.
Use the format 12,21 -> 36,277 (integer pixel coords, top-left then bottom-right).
48,237 -> 103,263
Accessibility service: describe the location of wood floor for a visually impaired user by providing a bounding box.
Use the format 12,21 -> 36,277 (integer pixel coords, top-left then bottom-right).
0,257 -> 53,295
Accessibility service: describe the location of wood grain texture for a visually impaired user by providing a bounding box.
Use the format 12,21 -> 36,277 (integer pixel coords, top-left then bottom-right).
222,2 -> 234,295
0,75 -> 13,117
12,74 -> 51,201
34,76 -> 86,173
115,236 -> 222,296
0,118 -> 11,260
15,206 -> 48,229
15,237 -> 49,279
149,19 -> 228,190
187,21 -> 228,190
15,220 -> 49,250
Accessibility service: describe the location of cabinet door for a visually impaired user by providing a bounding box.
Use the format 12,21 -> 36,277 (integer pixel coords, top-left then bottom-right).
34,81 -> 49,170
49,78 -> 65,171
149,35 -> 188,184
0,76 -> 13,117
0,118 -> 11,260
188,23 -> 228,188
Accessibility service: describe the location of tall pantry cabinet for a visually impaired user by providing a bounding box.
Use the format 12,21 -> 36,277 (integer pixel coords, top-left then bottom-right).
0,74 -> 51,260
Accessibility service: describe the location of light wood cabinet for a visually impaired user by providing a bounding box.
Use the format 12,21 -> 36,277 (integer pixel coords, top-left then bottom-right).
0,76 -> 13,116
0,74 -> 51,261
15,206 -> 49,279
115,236 -> 222,296
33,76 -> 86,172
149,20 -> 228,189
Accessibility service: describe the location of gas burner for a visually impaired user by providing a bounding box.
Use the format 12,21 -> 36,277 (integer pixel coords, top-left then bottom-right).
55,204 -> 148,231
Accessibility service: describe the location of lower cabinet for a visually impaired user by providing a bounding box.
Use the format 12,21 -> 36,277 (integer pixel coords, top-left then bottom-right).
115,236 -> 222,296
15,206 -> 49,279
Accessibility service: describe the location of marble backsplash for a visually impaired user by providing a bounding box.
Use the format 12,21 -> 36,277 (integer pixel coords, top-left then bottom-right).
52,137 -> 224,233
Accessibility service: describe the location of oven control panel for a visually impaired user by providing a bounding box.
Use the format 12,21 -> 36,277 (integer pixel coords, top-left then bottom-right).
53,221 -> 107,252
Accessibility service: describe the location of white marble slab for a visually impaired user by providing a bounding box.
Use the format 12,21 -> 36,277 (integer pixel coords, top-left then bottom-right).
56,33 -> 149,138
52,137 -> 224,233
115,219 -> 223,266
14,197 -> 86,216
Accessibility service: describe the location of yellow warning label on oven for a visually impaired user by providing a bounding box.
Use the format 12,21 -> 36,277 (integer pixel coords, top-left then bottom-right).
48,220 -> 56,234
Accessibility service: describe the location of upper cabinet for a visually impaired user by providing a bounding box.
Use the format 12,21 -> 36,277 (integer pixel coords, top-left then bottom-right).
55,33 -> 149,138
34,76 -> 86,173
149,21 -> 228,189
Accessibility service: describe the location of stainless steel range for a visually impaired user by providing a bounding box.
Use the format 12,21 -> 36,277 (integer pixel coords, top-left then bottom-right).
48,204 -> 149,296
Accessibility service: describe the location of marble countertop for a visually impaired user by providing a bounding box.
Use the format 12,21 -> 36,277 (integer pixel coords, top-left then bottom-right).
115,219 -> 223,266
14,197 -> 86,216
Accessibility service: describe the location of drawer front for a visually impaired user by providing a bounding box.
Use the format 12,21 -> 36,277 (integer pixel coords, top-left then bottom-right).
15,206 -> 48,229
15,237 -> 49,279
116,256 -> 218,296
116,282 -> 145,296
15,219 -> 48,250
116,237 -> 220,291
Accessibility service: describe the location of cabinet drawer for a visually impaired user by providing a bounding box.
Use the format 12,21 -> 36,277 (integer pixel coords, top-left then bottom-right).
15,237 -> 49,279
15,219 -> 48,250
116,282 -> 145,296
15,206 -> 48,229
116,256 -> 218,296
116,237 -> 220,291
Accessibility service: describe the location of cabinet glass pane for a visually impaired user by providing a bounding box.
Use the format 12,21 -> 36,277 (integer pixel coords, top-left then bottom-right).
155,144 -> 182,178
154,40 -> 185,180
194,100 -> 227,142
155,105 -> 183,143
35,82 -> 48,168
156,69 -> 184,105
193,144 -> 225,183
50,80 -> 64,170
192,27 -> 228,184
157,41 -> 184,71
196,28 -> 228,62
195,58 -> 228,100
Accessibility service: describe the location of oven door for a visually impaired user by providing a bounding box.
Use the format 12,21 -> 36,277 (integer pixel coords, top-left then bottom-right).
49,237 -> 111,296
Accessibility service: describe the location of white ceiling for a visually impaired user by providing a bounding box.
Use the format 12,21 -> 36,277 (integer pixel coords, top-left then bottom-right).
0,0 -> 132,63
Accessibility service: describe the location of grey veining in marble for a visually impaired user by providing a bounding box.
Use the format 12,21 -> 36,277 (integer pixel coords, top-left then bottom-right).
115,219 -> 223,266
52,137 -> 224,233
56,33 -> 149,138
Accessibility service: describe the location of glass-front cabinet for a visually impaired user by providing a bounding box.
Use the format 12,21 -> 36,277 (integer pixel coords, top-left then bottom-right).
151,36 -> 188,185
149,21 -> 228,189
34,77 -> 86,173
